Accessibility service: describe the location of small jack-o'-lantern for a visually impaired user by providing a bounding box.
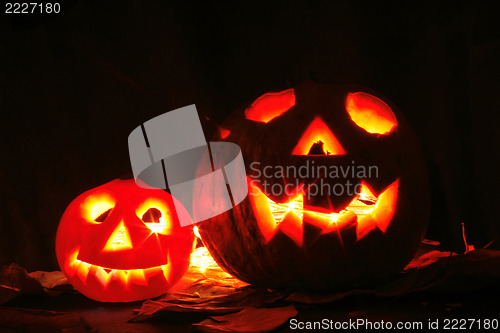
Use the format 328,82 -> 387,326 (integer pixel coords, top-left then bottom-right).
198,81 -> 430,292
56,179 -> 194,302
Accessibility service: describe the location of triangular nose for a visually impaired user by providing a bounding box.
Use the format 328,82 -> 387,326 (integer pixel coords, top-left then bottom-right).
292,117 -> 346,155
103,221 -> 133,252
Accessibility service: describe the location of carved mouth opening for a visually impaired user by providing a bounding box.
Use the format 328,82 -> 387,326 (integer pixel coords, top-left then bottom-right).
250,179 -> 399,246
66,248 -> 171,288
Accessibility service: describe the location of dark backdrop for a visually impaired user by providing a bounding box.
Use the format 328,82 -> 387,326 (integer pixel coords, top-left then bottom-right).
1,1 -> 499,271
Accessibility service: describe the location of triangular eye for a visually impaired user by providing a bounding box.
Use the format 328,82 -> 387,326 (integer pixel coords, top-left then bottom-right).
292,117 -> 346,155
346,92 -> 398,135
245,89 -> 295,123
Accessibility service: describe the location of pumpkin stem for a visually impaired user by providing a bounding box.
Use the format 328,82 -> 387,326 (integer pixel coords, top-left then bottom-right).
307,140 -> 327,155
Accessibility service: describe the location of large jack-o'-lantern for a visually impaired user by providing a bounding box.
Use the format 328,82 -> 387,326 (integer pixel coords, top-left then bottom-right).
56,179 -> 194,302
198,81 -> 430,292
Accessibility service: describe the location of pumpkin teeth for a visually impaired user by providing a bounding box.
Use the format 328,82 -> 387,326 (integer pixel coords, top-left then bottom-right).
128,269 -> 147,286
110,269 -> 128,286
95,267 -> 112,287
267,195 -> 304,224
266,188 -> 378,228
262,179 -> 399,244
76,261 -> 91,281
161,263 -> 171,283
67,252 -> 169,287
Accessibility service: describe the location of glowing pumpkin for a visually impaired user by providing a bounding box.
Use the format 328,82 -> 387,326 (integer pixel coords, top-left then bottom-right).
56,179 -> 194,302
198,81 -> 430,292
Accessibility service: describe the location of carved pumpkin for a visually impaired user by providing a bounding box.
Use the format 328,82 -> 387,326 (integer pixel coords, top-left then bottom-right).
198,81 -> 430,292
56,179 -> 194,302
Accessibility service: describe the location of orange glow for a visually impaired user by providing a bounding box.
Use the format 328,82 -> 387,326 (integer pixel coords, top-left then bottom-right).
245,89 -> 295,123
103,221 -> 133,252
267,194 -> 304,223
56,179 -> 195,302
65,248 -> 170,287
136,199 -> 172,235
189,227 -> 220,274
250,178 -> 400,245
76,261 -> 91,282
346,92 -> 398,135
217,126 -> 231,139
278,211 -> 303,245
161,262 -> 172,282
128,269 -> 147,286
370,179 -> 399,232
358,182 -> 375,198
292,117 -> 346,155
357,179 -> 399,238
249,181 -> 280,243
193,226 -> 202,239
189,246 -> 220,274
81,193 -> 116,223
90,202 -> 113,221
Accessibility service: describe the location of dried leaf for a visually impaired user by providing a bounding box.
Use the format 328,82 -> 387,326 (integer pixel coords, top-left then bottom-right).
404,250 -> 455,270
131,243 -> 500,326
417,248 -> 500,293
130,287 -> 286,323
192,305 -> 297,333
28,271 -> 72,296
0,264 -> 72,304
0,264 -> 44,295
0,285 -> 20,305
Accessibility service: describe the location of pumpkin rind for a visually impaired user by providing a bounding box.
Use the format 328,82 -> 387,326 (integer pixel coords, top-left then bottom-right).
198,81 -> 430,292
56,179 -> 194,302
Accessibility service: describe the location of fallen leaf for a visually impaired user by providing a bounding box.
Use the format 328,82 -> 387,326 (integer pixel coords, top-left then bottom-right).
192,305 -> 297,333
404,250 -> 455,270
0,285 -> 20,305
0,264 -> 44,295
0,264 -> 73,304
130,287 -> 286,323
130,243 -> 500,325
28,271 -> 72,296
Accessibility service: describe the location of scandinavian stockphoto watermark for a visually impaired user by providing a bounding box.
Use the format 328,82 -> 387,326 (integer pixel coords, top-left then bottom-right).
248,160 -> 379,199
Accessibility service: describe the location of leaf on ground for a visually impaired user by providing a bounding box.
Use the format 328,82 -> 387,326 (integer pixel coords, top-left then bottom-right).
0,264 -> 44,295
0,264 -> 72,304
28,271 -> 72,296
130,288 -> 286,323
132,243 -> 500,324
192,305 -> 297,333
173,246 -> 249,298
404,250 -> 456,270
0,285 -> 20,306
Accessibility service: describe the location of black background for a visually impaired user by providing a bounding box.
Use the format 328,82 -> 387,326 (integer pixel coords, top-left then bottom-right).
1,0 -> 499,271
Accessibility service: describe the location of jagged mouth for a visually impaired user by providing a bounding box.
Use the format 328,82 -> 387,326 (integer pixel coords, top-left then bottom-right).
65,248 -> 171,287
250,179 -> 399,246
267,187 -> 377,224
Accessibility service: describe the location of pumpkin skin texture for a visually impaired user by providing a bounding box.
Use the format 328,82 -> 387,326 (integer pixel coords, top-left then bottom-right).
198,81 -> 430,292
56,179 -> 194,302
